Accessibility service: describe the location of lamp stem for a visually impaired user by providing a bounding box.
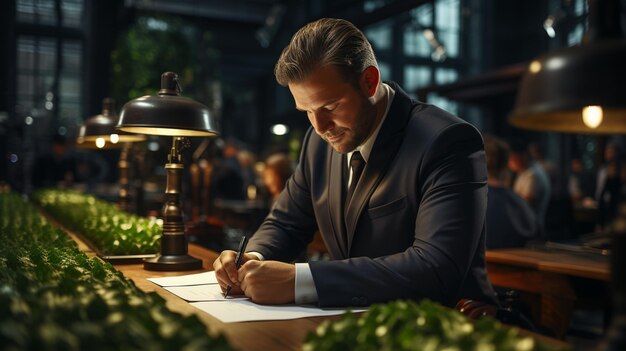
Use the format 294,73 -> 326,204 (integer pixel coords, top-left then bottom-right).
118,143 -> 131,212
144,136 -> 202,271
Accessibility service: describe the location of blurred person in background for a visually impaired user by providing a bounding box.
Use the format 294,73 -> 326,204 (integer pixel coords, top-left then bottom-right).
508,139 -> 551,228
484,135 -> 541,248
569,157 -> 596,203
262,153 -> 293,204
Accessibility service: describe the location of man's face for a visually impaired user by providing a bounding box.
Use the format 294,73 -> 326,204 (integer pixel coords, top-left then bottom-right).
288,65 -> 378,154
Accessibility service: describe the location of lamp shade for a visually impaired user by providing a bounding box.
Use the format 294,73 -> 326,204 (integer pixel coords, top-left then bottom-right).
510,40 -> 626,133
77,98 -> 146,148
510,0 -> 626,134
117,72 -> 218,137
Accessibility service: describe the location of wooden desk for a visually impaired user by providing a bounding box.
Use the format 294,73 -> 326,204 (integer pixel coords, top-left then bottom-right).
486,247 -> 610,338
112,245 -> 568,351
112,244 -> 336,351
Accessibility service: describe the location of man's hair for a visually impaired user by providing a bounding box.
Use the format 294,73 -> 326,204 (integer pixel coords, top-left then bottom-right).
484,134 -> 510,180
274,18 -> 378,86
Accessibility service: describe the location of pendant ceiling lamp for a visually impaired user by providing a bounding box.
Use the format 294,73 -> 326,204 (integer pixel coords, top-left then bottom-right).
510,0 -> 626,133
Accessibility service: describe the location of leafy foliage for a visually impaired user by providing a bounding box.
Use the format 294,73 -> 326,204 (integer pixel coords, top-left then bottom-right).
0,191 -> 233,350
304,300 -> 569,351
34,189 -> 161,256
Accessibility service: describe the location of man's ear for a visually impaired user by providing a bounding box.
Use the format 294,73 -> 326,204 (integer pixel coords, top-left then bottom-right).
359,66 -> 380,98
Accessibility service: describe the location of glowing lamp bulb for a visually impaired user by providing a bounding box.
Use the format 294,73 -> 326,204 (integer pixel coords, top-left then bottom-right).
95,137 -> 106,148
582,105 -> 603,129
110,134 -> 120,144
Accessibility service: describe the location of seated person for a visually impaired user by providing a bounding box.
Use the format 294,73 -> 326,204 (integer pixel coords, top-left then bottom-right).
484,135 -> 541,249
213,18 -> 496,308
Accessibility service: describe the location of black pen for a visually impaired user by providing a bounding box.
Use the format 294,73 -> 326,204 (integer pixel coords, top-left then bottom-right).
224,235 -> 249,298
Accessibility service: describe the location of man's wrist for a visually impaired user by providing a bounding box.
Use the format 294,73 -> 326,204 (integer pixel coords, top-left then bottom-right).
247,251 -> 264,261
294,263 -> 319,304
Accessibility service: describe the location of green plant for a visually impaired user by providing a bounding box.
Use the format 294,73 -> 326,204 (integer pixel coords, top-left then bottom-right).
303,300 -> 569,351
34,189 -> 161,255
0,192 -> 233,351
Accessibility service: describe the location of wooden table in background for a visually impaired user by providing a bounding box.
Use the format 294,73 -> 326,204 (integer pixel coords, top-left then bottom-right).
486,247 -> 610,339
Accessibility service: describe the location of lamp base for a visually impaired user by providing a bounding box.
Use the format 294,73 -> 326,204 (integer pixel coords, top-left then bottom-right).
143,253 -> 203,271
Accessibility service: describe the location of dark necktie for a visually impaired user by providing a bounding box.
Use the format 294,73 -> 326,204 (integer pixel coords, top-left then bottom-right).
346,151 -> 365,207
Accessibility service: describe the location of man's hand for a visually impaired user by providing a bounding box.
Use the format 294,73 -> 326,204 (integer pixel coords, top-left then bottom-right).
213,250 -> 259,295
238,260 -> 295,304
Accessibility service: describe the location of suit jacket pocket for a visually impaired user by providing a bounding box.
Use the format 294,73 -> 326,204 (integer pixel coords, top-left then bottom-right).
368,196 -> 407,220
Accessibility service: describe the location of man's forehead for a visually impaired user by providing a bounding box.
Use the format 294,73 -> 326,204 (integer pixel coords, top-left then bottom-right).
289,73 -> 352,110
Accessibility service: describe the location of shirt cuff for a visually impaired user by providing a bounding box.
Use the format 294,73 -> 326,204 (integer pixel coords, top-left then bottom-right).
294,263 -> 319,304
247,251 -> 265,261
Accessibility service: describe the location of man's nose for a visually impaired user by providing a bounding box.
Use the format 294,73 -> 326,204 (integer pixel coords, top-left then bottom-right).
310,111 -> 333,134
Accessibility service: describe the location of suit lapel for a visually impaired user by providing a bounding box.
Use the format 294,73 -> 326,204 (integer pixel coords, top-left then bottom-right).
328,148 -> 349,258
344,82 -> 415,253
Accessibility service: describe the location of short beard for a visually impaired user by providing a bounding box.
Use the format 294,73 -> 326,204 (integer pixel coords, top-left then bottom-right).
330,92 -> 378,154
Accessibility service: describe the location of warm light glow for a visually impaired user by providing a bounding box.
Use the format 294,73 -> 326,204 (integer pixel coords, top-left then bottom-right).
110,134 -> 120,144
95,137 -> 106,148
118,126 -> 216,137
582,105 -> 603,129
271,124 -> 289,136
529,61 -> 542,73
247,185 -> 257,200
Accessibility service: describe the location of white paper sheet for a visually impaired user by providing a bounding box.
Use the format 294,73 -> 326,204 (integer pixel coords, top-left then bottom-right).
190,299 -> 366,323
147,271 -> 218,287
150,270 -> 366,323
163,284 -> 246,302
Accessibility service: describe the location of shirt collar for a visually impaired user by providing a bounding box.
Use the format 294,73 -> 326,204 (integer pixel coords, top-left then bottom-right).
347,82 -> 395,164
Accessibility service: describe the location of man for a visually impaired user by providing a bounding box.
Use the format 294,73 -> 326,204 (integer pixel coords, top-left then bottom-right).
483,135 -> 541,249
214,18 -> 496,308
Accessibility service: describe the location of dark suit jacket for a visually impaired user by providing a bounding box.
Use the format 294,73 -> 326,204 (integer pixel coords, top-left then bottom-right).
248,82 -> 497,308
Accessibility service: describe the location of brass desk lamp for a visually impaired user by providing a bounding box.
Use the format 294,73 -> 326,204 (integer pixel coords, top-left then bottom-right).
117,72 -> 219,271
77,98 -> 146,211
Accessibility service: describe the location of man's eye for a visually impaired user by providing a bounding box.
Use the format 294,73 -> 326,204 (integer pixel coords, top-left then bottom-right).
325,105 -> 338,112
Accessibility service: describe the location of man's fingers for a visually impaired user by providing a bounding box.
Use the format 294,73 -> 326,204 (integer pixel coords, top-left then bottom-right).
237,260 -> 296,304
238,260 -> 263,299
213,250 -> 238,288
